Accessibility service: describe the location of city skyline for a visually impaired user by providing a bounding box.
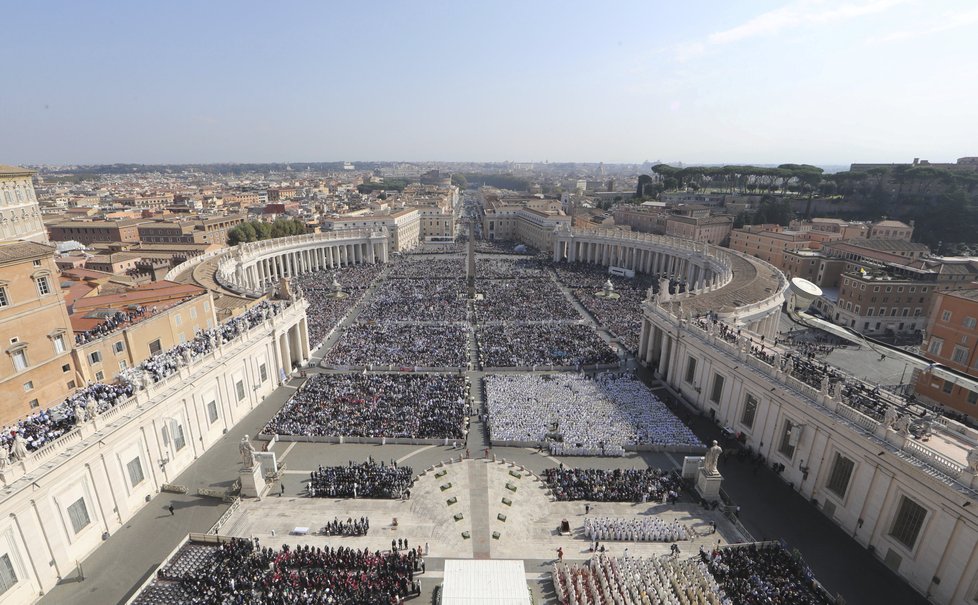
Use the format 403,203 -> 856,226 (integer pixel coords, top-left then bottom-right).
4,0 -> 977,165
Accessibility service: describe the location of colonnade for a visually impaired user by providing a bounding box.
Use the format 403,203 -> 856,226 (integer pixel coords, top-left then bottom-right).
221,231 -> 389,293
553,231 -> 728,291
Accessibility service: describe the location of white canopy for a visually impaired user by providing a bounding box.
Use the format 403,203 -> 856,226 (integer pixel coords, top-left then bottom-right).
440,559 -> 531,605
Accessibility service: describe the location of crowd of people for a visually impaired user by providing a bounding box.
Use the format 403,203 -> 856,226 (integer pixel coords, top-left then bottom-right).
544,467 -> 682,503
322,324 -> 468,368
475,257 -> 546,278
293,265 -> 384,346
308,460 -> 413,499
477,323 -> 619,368
0,300 -> 286,456
320,517 -> 370,537
484,373 -> 701,450
583,516 -> 690,542
138,538 -> 422,605
262,373 -> 467,440
553,553 -> 724,605
120,300 -> 285,386
74,306 -> 147,345
0,382 -> 135,453
359,278 -> 466,323
703,543 -> 832,605
474,239 -> 535,255
388,257 -> 464,279
475,278 -> 580,322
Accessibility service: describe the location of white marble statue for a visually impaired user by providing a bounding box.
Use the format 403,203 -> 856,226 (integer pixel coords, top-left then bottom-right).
181,348 -> 193,366
0,445 -> 9,470
883,406 -> 898,428
967,448 -> 978,474
240,435 -> 257,469
892,415 -> 911,435
820,375 -> 830,395
703,440 -> 722,475
11,434 -> 28,462
73,402 -> 87,424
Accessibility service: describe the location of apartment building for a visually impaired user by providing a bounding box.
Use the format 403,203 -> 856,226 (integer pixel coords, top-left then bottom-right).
913,289 -> 978,418
321,208 -> 421,251
47,219 -> 145,245
728,225 -> 825,268
0,241 -> 77,424
69,281 -> 215,384
664,214 -> 733,245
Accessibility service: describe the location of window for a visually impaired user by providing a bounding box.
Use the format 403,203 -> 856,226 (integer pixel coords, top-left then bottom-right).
826,453 -> 855,498
172,422 -> 187,451
953,346 -> 969,365
235,380 -> 245,401
36,276 -> 50,296
113,341 -> 125,353
62,363 -> 71,373
965,317 -> 977,329
778,419 -> 797,459
968,391 -> 978,405
119,360 -> 127,370
710,374 -> 725,404
126,456 -> 144,486
67,497 -> 91,535
0,553 -> 18,594
174,313 -> 182,326
149,339 -> 162,356
942,310 -> 952,322
741,393 -> 757,429
28,399 -> 39,409
685,357 -> 697,384
11,350 -> 27,371
207,400 -> 218,424
53,334 -> 66,354
88,351 -> 102,364
0,287 -> 8,308
23,381 -> 33,392
928,338 -> 944,356
259,363 -> 268,383
190,308 -> 197,320
890,496 -> 927,549
943,380 -> 954,394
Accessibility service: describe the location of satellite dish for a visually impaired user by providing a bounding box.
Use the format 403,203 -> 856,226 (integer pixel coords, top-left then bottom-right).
789,277 -> 822,309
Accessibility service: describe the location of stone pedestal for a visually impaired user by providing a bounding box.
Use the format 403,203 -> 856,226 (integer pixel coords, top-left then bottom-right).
695,468 -> 723,502
239,464 -> 268,498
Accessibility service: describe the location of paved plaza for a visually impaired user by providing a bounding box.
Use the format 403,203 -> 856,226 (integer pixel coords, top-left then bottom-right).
41,251 -> 930,605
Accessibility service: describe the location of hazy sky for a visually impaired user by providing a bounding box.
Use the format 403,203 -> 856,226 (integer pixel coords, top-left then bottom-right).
3,0 -> 977,165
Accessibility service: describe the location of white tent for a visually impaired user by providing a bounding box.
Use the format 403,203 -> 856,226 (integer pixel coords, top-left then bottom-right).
440,559 -> 531,605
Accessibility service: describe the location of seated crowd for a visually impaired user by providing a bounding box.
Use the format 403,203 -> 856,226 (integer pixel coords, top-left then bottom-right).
474,239 -> 535,255
475,278 -> 580,322
359,278 -> 466,323
484,373 -> 701,451
388,257 -> 464,279
583,516 -> 690,542
477,323 -> 618,368
703,543 -> 832,605
308,460 -> 413,499
292,265 -> 384,346
262,373 -> 467,440
553,553 -> 724,605
137,538 -> 421,605
475,257 -> 547,278
320,516 -> 369,537
322,324 -> 468,368
0,300 -> 284,455
545,467 -> 682,503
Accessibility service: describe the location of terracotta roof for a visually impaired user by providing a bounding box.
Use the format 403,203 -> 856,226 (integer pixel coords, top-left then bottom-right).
0,241 -> 55,264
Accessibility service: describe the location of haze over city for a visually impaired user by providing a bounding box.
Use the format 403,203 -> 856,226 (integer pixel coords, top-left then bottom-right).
5,0 -> 977,165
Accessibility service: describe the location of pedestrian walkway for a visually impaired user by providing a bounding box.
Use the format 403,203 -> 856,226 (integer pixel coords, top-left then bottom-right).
38,376 -> 306,605
467,462 -> 491,559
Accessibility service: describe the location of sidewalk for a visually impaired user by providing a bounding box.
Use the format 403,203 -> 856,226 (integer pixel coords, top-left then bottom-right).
687,415 -> 931,605
39,377 -> 305,605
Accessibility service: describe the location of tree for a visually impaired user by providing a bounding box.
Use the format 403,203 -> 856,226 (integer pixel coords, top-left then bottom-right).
636,174 -> 655,197
451,173 -> 468,189
663,176 -> 679,191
